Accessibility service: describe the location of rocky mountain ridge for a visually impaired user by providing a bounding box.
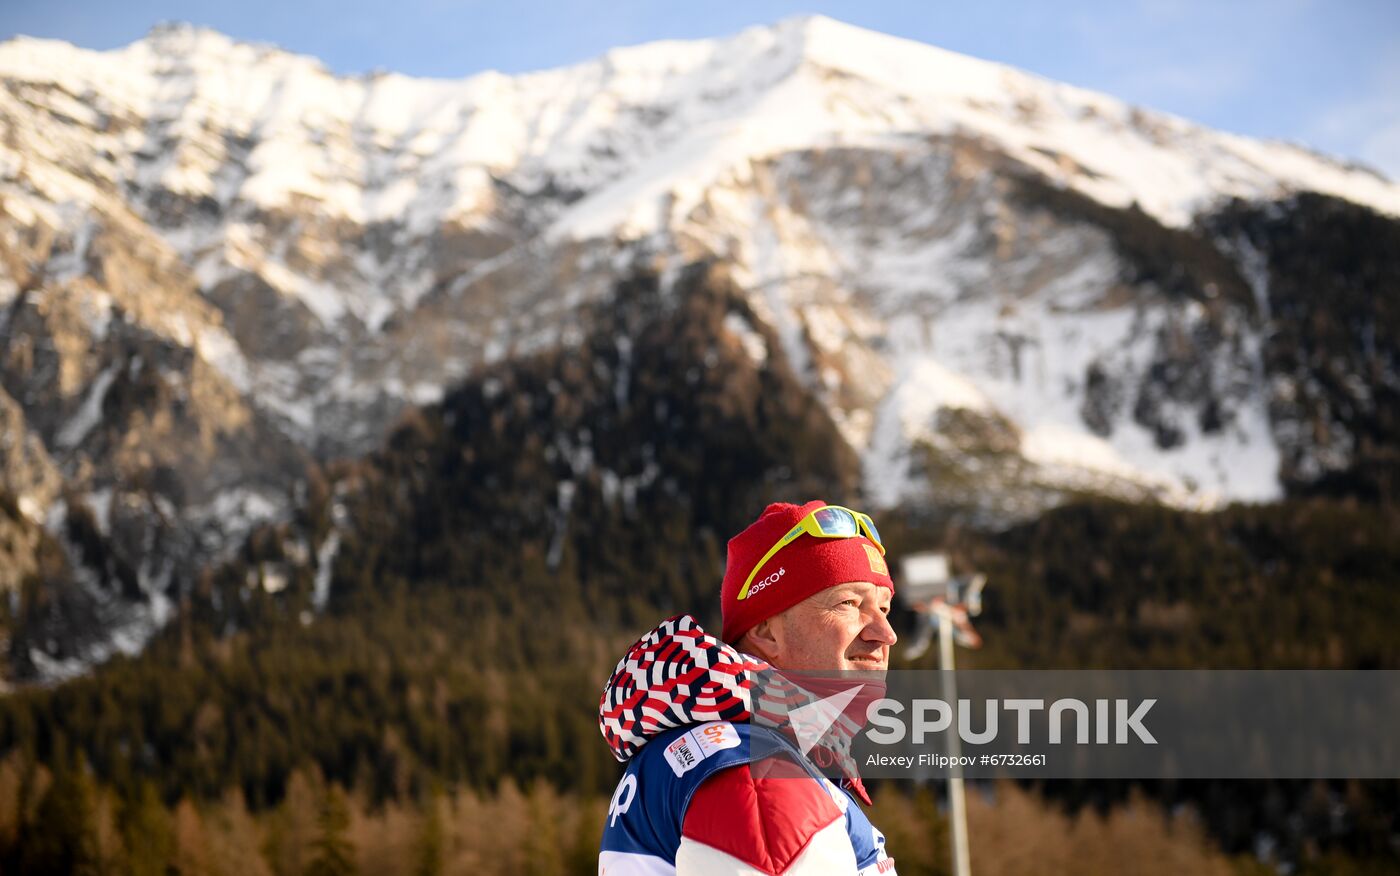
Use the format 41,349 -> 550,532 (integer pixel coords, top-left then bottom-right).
1,17 -> 1398,681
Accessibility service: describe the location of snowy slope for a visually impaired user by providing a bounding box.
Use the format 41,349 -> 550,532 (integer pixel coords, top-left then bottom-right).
4,14 -> 1400,680
2,15 -> 1396,522
2,17 -> 1395,240
549,16 -> 1400,237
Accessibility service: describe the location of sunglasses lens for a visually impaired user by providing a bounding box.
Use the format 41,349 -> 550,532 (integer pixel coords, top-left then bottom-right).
812,507 -> 858,536
858,513 -> 882,547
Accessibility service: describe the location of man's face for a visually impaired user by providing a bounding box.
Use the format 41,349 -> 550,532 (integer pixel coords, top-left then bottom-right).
760,581 -> 897,671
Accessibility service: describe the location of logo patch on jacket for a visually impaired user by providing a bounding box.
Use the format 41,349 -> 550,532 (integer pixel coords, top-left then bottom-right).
663,721 -> 741,776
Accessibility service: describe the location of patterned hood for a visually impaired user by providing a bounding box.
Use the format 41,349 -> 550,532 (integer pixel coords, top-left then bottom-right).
597,614 -> 882,804
598,615 -> 764,763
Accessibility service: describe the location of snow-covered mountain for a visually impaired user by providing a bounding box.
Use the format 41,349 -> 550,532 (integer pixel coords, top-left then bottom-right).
2,16 -> 1397,680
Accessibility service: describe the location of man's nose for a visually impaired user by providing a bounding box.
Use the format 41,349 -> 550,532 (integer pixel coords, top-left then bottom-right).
865,610 -> 898,645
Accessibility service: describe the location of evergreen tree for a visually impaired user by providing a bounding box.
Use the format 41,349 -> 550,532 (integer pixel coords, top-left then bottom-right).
265,769 -> 318,876
122,782 -> 175,876
304,785 -> 356,876
412,789 -> 444,876
18,762 -> 100,875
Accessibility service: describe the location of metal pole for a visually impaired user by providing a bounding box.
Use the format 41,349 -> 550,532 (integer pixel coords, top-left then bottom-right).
939,610 -> 972,876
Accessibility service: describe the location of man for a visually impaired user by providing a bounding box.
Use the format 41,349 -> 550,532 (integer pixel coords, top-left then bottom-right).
599,500 -> 899,875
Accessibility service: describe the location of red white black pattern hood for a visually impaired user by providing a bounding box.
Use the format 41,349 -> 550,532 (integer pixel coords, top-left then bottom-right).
596,614 -> 876,793
598,614 -> 763,764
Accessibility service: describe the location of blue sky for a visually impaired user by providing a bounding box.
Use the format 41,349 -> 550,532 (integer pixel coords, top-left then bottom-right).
5,0 -> 1399,177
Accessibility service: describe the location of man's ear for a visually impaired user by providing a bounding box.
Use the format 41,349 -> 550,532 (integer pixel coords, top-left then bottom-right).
738,617 -> 782,663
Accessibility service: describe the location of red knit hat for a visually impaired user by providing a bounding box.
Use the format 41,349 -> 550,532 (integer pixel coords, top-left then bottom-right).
721,500 -> 894,643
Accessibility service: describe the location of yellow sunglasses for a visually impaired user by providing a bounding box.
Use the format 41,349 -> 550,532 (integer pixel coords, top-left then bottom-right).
736,505 -> 885,600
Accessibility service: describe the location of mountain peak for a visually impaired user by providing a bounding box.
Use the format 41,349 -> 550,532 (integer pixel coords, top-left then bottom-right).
2,12 -> 1398,687
138,20 -> 292,56
3,16 -> 1397,230
771,13 -> 909,47
146,20 -> 211,38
